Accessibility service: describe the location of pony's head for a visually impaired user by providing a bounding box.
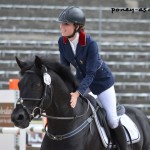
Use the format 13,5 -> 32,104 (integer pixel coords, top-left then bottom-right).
11,56 -> 78,128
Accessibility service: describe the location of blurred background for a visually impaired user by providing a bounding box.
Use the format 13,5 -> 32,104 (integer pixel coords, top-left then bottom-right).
0,0 -> 150,149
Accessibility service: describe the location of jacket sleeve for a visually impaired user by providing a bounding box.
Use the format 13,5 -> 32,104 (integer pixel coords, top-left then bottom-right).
77,41 -> 99,95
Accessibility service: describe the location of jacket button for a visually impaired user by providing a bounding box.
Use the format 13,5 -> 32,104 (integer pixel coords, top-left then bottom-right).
80,60 -> 83,64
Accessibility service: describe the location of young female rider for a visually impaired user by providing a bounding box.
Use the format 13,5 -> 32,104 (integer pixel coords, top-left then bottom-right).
57,6 -> 127,150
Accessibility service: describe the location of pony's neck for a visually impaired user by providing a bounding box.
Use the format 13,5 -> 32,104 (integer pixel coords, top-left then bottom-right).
45,70 -> 89,134
46,93 -> 89,135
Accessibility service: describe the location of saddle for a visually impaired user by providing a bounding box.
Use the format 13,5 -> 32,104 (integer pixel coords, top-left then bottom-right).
96,105 -> 126,147
85,95 -> 140,149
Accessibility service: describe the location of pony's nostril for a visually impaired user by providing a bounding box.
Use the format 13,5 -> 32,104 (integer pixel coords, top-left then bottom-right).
17,114 -> 24,121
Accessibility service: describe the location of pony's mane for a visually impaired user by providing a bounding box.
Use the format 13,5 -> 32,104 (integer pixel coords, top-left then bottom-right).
41,57 -> 79,92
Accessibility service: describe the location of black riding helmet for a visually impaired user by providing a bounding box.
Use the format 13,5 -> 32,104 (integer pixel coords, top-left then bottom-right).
57,6 -> 85,38
57,6 -> 86,26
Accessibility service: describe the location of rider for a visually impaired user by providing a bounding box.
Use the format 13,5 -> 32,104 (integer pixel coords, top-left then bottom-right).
57,6 -> 127,150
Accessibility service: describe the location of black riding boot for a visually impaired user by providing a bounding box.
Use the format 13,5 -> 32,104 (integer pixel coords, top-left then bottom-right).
113,121 -> 127,150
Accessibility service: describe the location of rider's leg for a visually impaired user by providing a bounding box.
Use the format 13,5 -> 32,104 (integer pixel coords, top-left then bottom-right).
98,85 -> 127,150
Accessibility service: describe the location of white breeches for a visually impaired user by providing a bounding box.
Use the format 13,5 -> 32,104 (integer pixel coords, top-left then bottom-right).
84,85 -> 119,129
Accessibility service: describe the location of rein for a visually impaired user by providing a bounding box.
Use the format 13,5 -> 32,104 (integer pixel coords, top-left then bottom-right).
45,105 -> 100,141
17,87 -> 90,121
41,95 -> 90,120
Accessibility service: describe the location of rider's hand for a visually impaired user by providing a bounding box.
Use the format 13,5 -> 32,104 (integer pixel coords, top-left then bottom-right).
70,91 -> 80,108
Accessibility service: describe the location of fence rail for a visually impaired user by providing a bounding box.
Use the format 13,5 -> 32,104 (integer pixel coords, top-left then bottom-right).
0,126 -> 44,134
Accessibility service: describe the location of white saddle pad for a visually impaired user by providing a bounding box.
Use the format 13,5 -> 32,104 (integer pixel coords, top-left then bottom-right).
89,103 -> 140,148
120,114 -> 140,143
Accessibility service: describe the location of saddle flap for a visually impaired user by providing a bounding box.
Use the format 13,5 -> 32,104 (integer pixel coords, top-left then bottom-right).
120,114 -> 140,144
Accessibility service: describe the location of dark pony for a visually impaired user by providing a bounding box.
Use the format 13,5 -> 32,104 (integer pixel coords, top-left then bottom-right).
11,56 -> 150,150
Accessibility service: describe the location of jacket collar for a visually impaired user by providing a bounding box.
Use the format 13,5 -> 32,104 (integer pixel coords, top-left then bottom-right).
63,31 -> 86,46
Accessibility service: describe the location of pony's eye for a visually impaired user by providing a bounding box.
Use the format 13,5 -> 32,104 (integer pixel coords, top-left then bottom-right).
36,83 -> 42,87
31,82 -> 42,88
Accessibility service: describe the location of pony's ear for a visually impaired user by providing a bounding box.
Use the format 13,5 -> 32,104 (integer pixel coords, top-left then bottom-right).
35,56 -> 42,69
15,56 -> 27,69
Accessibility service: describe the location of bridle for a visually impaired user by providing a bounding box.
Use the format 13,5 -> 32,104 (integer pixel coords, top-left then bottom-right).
16,65 -> 98,140
16,66 -> 53,121
16,85 -> 51,121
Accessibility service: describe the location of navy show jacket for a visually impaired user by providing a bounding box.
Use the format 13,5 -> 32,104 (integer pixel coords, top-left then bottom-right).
58,33 -> 114,95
